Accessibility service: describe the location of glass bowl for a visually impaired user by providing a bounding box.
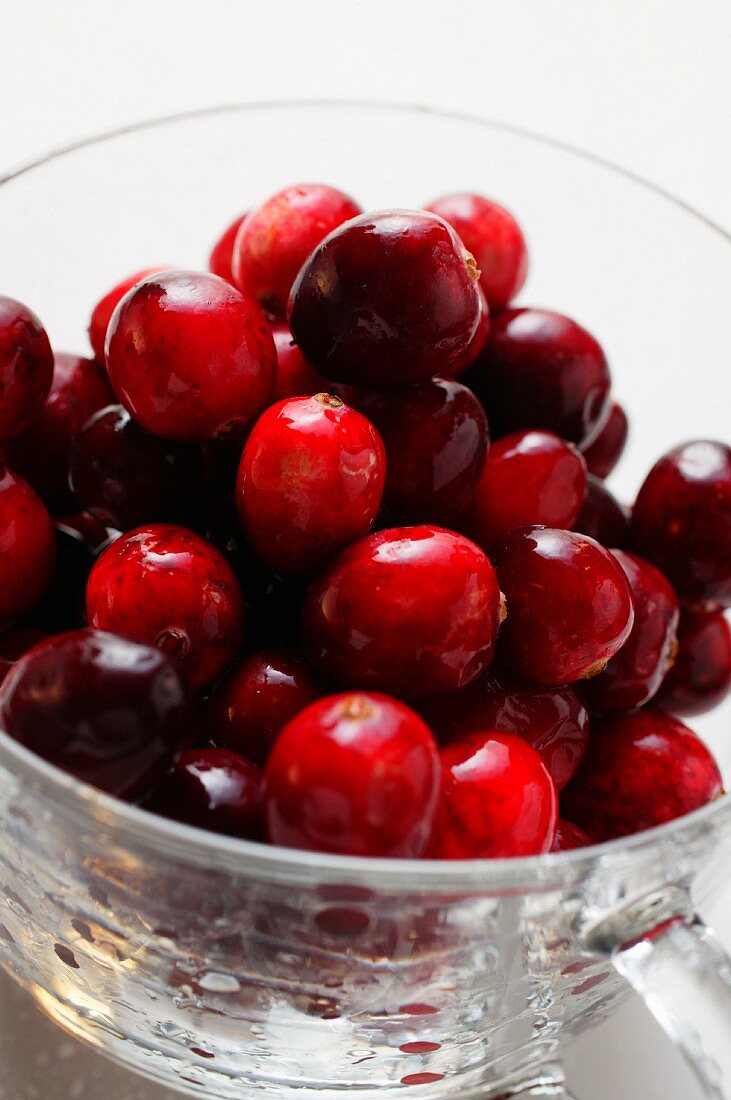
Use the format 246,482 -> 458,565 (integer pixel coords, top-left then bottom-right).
0,101 -> 730,1100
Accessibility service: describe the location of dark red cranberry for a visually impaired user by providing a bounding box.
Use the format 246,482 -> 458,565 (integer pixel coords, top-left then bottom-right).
302,526 -> 505,698
57,511 -> 114,552
359,377 -> 489,526
236,393 -> 385,575
493,526 -> 634,685
264,692 -> 440,856
0,296 -> 54,439
232,184 -> 361,320
581,401 -> 628,479
208,214 -> 247,285
572,474 -> 629,548
86,524 -> 245,690
288,210 -> 482,389
656,609 -> 731,717
631,441 -> 731,608
466,308 -> 611,446
551,819 -> 593,852
429,732 -> 557,859
146,748 -> 264,839
445,285 -> 490,377
0,627 -> 46,685
0,465 -> 56,623
0,629 -> 190,798
88,267 -> 168,363
562,711 -> 723,840
583,551 -> 679,715
206,649 -> 321,765
419,667 -> 589,790
426,193 -> 528,310
271,324 -> 329,401
106,270 -> 276,441
467,430 -> 587,551
22,521 -> 98,634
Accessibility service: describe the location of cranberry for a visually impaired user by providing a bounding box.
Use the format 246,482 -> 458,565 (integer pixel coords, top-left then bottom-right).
467,430 -> 587,551
572,474 -> 629,548
631,441 -> 731,608
426,193 -> 528,310
0,627 -> 46,685
0,296 -> 54,439
419,667 -> 589,790
288,210 -> 482,390
146,748 -> 264,839
445,285 -> 491,377
106,270 -> 276,441
562,711 -> 723,841
656,609 -> 731,717
493,526 -> 634,685
466,308 -> 611,446
302,526 -> 504,698
236,393 -> 385,575
232,184 -> 361,320
88,267 -> 168,363
57,511 -> 113,552
0,465 -> 56,623
581,401 -> 628,479
206,649 -> 321,765
86,524 -> 245,690
22,521 -> 98,634
429,732 -> 557,859
359,377 -> 489,526
551,819 -> 593,852
271,324 -> 329,401
208,214 -> 247,285
264,692 -> 440,857
0,629 -> 190,798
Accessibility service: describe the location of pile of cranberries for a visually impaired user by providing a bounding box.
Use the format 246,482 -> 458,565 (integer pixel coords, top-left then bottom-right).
0,182 -> 728,861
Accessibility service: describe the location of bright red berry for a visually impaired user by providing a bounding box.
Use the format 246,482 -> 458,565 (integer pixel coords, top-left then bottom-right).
88,267 -> 168,363
551,819 -> 593,852
572,474 -> 629,548
0,465 -> 56,623
208,214 -> 247,285
0,296 -> 54,440
271,324 -> 329,401
656,609 -> 731,717
146,748 -> 264,839
581,401 -> 628,479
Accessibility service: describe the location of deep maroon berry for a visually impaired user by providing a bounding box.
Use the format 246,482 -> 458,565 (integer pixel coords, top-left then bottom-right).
0,627 -> 46,685
88,267 -> 168,363
264,692 -> 440,857
445,285 -> 490,377
656,609 -> 731,717
302,526 -> 504,698
106,270 -> 276,441
0,629 -> 190,798
562,711 -> 723,841
288,210 -> 482,390
146,748 -> 264,839
271,324 -> 329,401
0,296 -> 54,439
572,474 -> 629,548
631,441 -> 731,608
581,401 -> 628,479
22,521 -> 98,634
86,524 -> 245,690
208,214 -> 247,285
57,510 -> 113,552
551,819 -> 593,852
493,526 -> 634,686
0,465 -> 56,623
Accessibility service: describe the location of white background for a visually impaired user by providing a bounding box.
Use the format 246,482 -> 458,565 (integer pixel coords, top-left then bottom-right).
0,2 -> 729,1098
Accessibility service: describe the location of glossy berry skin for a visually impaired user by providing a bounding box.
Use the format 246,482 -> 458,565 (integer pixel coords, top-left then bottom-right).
271,324 -> 329,401
264,692 -> 440,857
581,401 -> 628,479
631,441 -> 731,608
467,430 -> 587,551
656,609 -> 731,717
429,732 -> 557,859
236,393 -> 386,575
426,193 -> 528,311
302,526 -> 504,699
359,377 -> 489,526
106,270 -> 276,441
551,819 -> 593,852
88,267 -> 168,363
233,184 -> 361,320
493,526 -> 634,686
0,627 -> 46,685
572,474 -> 629,548
562,711 -> 723,841
583,551 -> 679,715
467,308 -> 611,446
420,667 -> 589,790
206,649 -> 321,765
445,285 -> 490,377
86,524 -> 245,690
288,210 -> 482,390
0,465 -> 56,624
0,296 -> 54,439
146,748 -> 264,839
208,214 -> 247,285
0,630 -> 190,798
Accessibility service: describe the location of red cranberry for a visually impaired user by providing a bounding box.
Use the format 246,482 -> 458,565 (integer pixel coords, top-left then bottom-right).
0,627 -> 46,685
581,401 -> 628,479
631,441 -> 731,608
0,296 -> 54,439
0,465 -> 56,623
88,267 -> 168,363
467,430 -> 587,551
0,629 -> 190,798
86,524 -> 245,690
208,214 -> 247,285
572,474 -> 629,548
429,732 -> 557,859
445,286 -> 491,377
146,748 -> 264,839
493,526 -> 634,685
264,692 -> 440,857
551,819 -> 593,852
467,308 -> 611,446
359,377 -> 489,526
419,667 -> 589,790
426,193 -> 528,310
232,184 -> 361,320
562,711 -> 723,841
206,649 -> 321,765
271,324 -> 329,401
236,393 -> 385,575
656,609 -> 731,717
288,210 -> 482,390
303,527 -> 504,698
57,511 -> 113,552
106,270 -> 276,441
